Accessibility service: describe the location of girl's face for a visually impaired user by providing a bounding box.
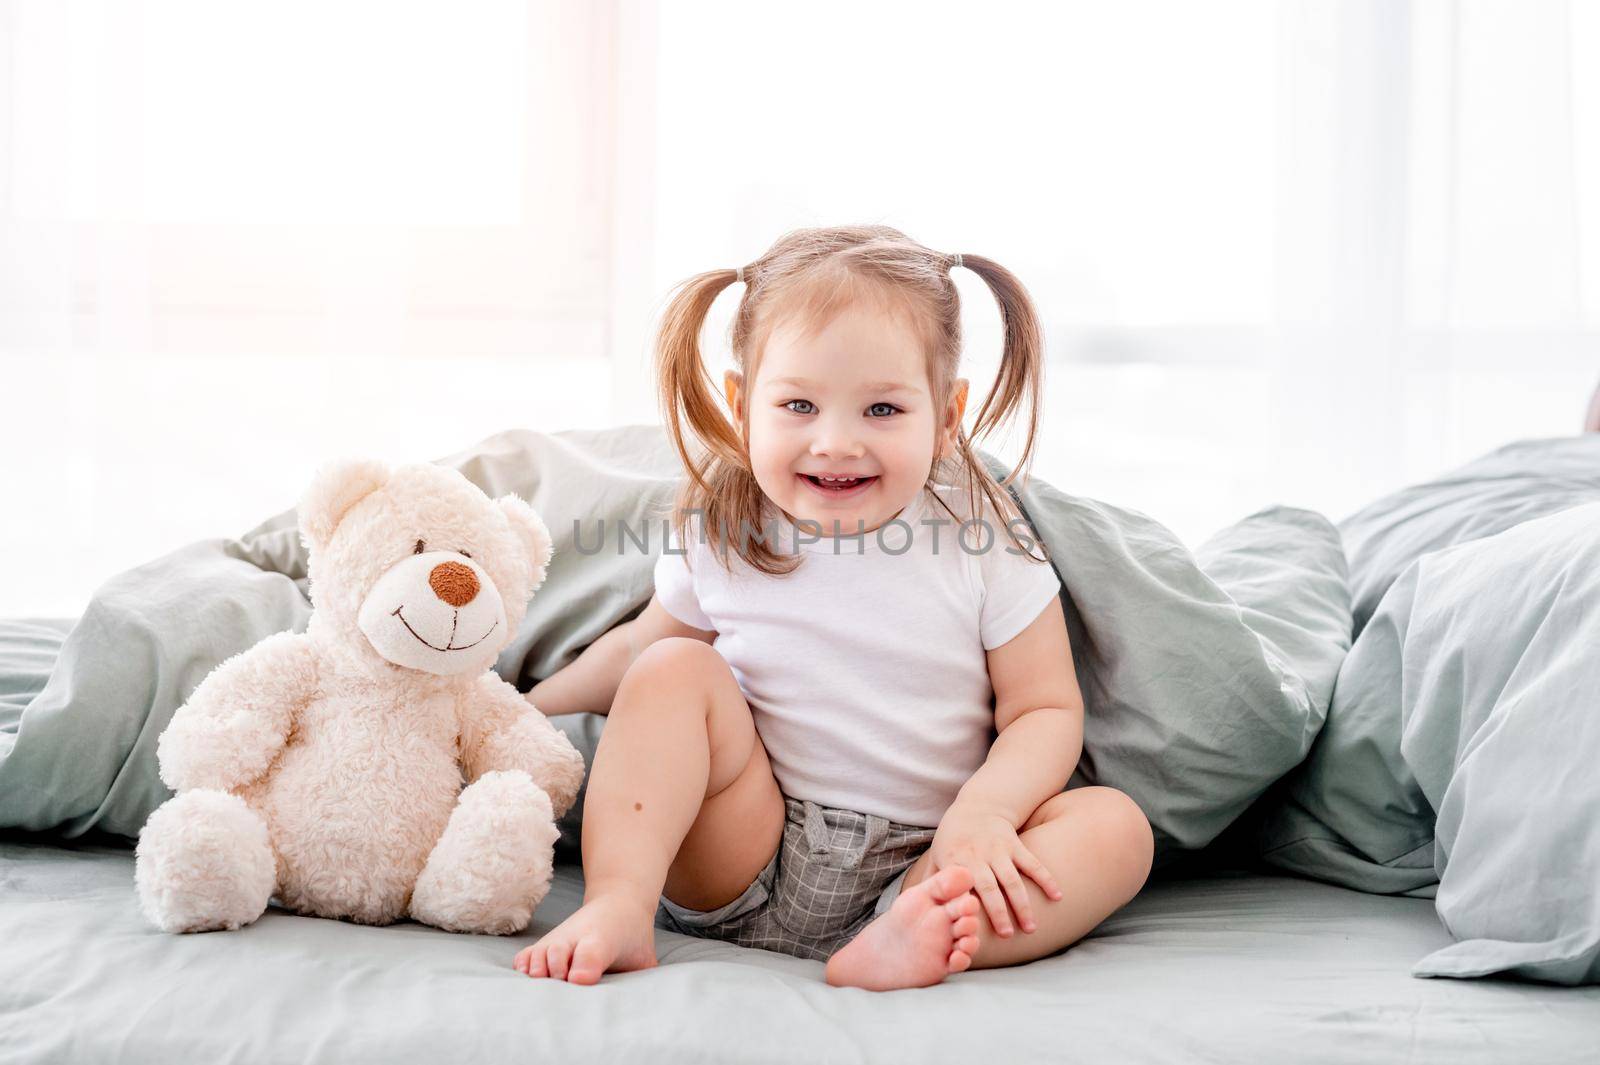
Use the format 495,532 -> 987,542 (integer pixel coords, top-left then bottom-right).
724,298 -> 968,535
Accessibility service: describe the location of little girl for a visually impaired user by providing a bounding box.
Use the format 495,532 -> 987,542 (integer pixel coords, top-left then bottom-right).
515,224 -> 1153,990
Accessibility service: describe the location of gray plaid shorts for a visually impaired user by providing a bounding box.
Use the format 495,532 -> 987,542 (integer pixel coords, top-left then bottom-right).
654,796 -> 938,961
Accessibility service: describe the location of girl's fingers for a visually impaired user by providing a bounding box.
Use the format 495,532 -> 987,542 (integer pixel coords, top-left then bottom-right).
995,859 -> 1035,933
1013,843 -> 1063,901
972,866 -> 1013,936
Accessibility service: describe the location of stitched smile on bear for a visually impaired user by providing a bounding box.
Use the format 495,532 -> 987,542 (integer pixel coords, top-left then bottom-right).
358,551 -> 510,675
390,606 -> 499,652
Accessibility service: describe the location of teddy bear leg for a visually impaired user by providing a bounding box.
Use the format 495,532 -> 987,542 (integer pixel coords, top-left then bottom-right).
408,770 -> 559,935
134,789 -> 276,934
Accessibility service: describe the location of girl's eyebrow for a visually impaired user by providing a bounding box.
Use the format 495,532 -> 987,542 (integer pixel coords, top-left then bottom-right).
767,375 -> 918,395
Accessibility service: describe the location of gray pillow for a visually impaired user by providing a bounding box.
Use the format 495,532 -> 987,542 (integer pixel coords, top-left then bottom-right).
996,469 -> 1350,864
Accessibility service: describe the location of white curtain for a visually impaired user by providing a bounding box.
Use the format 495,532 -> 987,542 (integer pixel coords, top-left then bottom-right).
2,0 -> 1596,617
1,0 -> 620,616
621,0 -> 1600,536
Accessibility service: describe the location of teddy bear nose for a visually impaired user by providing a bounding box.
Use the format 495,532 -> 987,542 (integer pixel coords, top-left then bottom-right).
428,561 -> 479,608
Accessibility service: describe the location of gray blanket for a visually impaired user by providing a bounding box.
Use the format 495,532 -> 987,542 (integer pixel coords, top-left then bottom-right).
1247,434 -> 1600,983
0,423 -> 1346,868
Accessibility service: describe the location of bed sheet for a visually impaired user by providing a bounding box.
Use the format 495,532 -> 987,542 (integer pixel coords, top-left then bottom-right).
2,840 -> 1595,1065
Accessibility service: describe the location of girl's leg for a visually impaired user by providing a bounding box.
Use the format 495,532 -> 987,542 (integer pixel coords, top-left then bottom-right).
892,786 -> 1154,971
515,637 -> 785,984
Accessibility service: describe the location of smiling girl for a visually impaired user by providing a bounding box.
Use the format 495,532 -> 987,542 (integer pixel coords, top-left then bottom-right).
516,224 -> 1153,990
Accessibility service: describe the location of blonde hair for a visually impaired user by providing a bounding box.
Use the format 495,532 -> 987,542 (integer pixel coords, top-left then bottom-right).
655,223 -> 1047,576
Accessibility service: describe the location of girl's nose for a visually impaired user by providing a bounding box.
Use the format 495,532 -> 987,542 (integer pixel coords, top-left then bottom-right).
810,415 -> 865,459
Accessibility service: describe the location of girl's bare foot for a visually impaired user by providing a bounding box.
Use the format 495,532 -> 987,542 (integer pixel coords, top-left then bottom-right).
824,865 -> 982,991
514,892 -> 660,985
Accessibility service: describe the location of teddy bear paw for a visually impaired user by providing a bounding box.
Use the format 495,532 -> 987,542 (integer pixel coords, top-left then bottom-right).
134,789 -> 276,933
409,770 -> 559,935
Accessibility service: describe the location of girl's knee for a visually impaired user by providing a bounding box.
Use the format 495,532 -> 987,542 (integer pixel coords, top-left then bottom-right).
1087,787 -> 1155,889
1026,787 -> 1154,881
614,638 -> 752,742
619,638 -> 730,701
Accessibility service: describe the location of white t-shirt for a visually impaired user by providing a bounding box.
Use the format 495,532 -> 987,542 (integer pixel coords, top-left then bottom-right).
651,482 -> 1063,827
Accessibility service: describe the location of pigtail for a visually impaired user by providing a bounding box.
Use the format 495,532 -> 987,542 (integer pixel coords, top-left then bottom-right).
656,269 -> 746,496
654,267 -> 800,577
939,252 -> 1050,563
949,253 -> 1044,489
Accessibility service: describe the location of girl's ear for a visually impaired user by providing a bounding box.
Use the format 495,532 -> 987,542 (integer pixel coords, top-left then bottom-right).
723,369 -> 745,424
299,458 -> 391,552
938,378 -> 970,459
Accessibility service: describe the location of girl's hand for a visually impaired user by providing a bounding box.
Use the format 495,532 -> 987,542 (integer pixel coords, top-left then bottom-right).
927,804 -> 1062,937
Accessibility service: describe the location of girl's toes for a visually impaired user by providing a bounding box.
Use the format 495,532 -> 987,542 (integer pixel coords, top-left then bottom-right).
952,914 -> 979,939
943,893 -> 982,920
918,904 -> 955,941
948,948 -> 973,973
547,940 -> 574,981
928,865 -> 975,902
568,938 -> 607,985
957,934 -> 979,955
523,947 -> 549,978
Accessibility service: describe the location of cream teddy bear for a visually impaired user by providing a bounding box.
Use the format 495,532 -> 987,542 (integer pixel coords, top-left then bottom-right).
134,458 -> 587,935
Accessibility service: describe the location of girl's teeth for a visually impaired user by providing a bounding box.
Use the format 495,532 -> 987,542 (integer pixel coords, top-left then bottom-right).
807,474 -> 870,490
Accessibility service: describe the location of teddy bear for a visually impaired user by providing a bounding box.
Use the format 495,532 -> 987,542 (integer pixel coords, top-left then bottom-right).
133,457 -> 588,935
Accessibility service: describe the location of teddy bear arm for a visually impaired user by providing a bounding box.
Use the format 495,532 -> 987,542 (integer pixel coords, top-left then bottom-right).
157,631 -> 318,793
461,675 -> 587,819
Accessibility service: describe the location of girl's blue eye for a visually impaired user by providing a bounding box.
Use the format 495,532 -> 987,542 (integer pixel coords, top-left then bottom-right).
783,399 -> 899,417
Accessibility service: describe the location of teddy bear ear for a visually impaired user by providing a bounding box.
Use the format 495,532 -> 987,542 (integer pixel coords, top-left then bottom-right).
498,494 -> 554,593
299,458 -> 391,552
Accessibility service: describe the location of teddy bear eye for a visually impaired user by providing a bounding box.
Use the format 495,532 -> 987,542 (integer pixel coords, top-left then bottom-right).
413,539 -> 426,555
459,550 -> 472,559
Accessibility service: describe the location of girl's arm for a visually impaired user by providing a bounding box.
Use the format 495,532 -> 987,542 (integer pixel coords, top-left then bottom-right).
524,594 -> 717,717
949,596 -> 1083,825
931,597 -> 1084,933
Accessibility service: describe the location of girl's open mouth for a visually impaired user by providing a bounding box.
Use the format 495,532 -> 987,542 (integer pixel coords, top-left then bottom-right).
799,473 -> 877,500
